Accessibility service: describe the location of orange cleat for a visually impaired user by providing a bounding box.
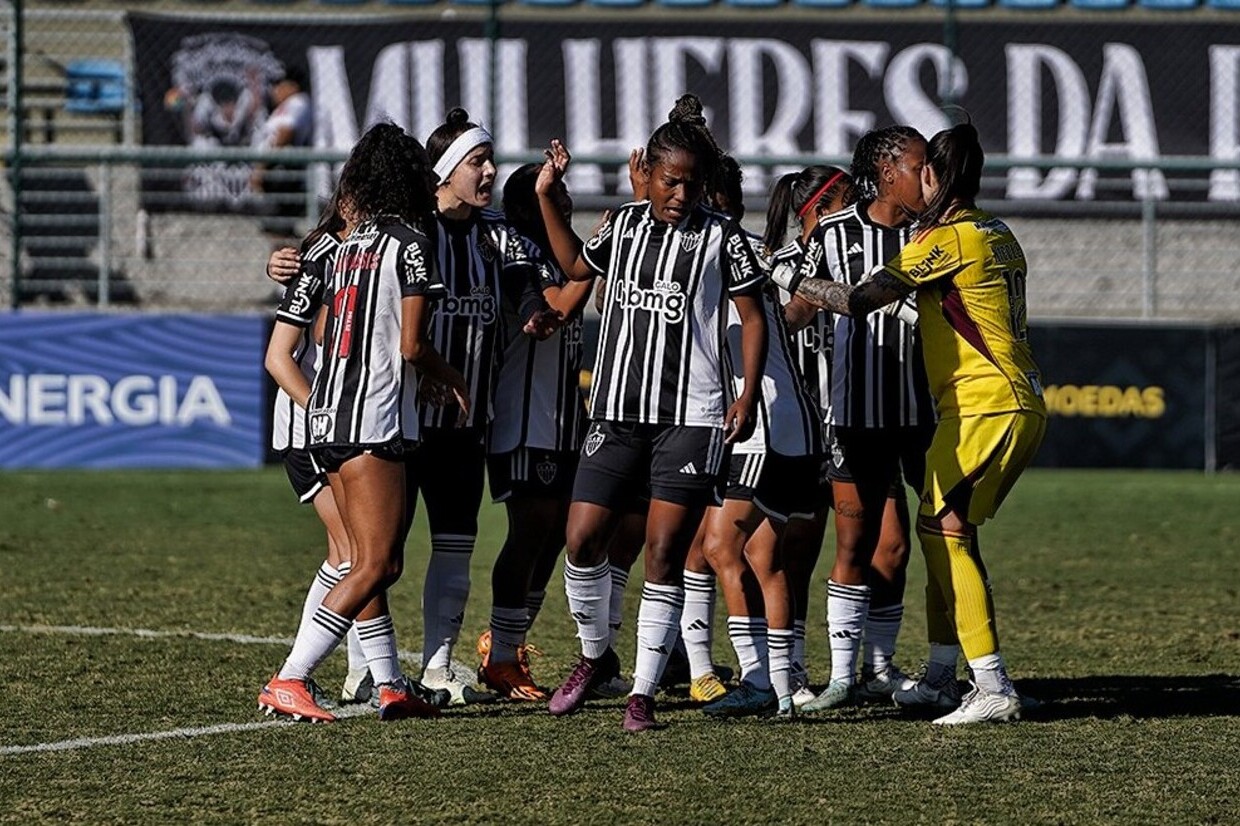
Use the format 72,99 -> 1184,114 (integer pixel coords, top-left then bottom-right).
377,676 -> 442,721
480,658 -> 548,702
258,676 -> 336,723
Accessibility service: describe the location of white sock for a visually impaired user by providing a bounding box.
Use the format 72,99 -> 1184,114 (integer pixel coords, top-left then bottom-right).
564,560 -> 612,660
295,562 -> 339,648
726,615 -> 771,691
969,652 -> 1016,696
607,564 -> 629,648
630,582 -> 684,698
827,579 -> 870,685
680,570 -> 717,680
278,604 -> 350,681
863,602 -> 904,677
792,619 -> 808,681
927,642 -> 962,684
422,537 -> 474,670
354,613 -> 401,685
489,606 -> 528,665
768,627 -> 795,702
333,562 -> 367,673
525,589 -> 547,629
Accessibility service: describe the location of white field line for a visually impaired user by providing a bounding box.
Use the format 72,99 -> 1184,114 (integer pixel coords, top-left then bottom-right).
0,623 -> 475,757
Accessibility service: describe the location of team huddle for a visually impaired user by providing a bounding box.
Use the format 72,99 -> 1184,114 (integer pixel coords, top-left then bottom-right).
257,93 -> 1047,732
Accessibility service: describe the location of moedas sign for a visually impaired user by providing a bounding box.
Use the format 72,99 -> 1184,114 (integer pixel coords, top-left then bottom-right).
0,314 -> 266,468
130,15 -> 1240,205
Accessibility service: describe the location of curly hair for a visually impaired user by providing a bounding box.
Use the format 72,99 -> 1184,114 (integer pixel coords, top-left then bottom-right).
335,123 -> 437,233
645,94 -> 724,204
850,125 -> 925,202
762,165 -> 856,252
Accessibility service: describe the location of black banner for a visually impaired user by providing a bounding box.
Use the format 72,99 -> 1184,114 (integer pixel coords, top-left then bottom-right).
1030,323 -> 1210,470
128,13 -> 1240,212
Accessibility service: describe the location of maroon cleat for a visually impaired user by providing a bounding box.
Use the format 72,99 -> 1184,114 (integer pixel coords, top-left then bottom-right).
549,648 -> 621,716
622,693 -> 659,732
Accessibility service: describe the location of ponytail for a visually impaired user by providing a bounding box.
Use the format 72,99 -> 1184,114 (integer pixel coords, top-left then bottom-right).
921,121 -> 983,228
762,165 -> 855,252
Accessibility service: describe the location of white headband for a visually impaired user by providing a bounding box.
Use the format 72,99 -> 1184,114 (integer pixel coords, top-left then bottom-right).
433,127 -> 493,184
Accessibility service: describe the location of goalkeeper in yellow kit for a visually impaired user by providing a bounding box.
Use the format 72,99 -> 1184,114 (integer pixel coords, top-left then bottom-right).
783,121 -> 1046,725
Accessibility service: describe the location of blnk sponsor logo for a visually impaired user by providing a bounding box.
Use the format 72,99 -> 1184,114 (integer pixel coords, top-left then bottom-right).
907,245 -> 946,281
443,286 -> 497,324
0,374 -> 231,427
616,279 -> 686,323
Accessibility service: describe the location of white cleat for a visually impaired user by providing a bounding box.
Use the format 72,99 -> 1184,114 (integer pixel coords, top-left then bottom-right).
340,667 -> 374,704
893,668 -> 964,711
856,665 -> 917,703
589,674 -> 633,700
932,684 -> 1022,725
421,666 -> 499,706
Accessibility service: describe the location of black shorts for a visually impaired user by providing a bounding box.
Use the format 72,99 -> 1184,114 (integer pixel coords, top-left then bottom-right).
487,447 -> 578,503
405,426 -> 486,538
827,425 -> 934,498
310,438 -> 409,474
724,452 -> 764,501
573,421 -> 726,510
752,451 -> 832,524
283,448 -> 327,504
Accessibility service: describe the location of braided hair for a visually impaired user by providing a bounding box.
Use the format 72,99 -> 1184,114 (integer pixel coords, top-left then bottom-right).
714,154 -> 745,221
850,125 -> 924,203
762,165 -> 856,252
645,94 -> 724,211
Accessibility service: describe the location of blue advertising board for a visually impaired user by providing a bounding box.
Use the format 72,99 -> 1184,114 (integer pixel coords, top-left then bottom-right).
0,313 -> 266,468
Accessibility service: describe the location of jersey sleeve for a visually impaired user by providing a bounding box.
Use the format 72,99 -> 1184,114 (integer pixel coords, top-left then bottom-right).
580,211 -> 617,276
398,232 -> 445,299
274,260 -> 326,327
520,236 -> 563,290
722,222 -> 765,296
881,226 -> 963,288
767,239 -> 806,292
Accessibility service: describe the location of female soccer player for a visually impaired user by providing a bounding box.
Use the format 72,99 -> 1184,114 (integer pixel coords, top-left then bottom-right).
407,109 -> 553,704
258,123 -> 466,723
788,121 -> 1046,724
475,162 -> 595,700
536,95 -> 769,732
786,127 -> 935,713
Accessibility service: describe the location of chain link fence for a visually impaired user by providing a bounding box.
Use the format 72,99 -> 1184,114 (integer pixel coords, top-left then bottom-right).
4,1 -> 1240,317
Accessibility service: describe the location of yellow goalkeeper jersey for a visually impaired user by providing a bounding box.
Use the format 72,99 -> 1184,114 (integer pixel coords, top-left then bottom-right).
880,208 -> 1046,419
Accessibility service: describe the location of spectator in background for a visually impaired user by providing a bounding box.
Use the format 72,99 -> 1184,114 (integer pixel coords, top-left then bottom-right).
252,64 -> 313,243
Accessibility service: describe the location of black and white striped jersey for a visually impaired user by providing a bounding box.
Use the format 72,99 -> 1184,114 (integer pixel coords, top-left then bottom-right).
271,232 -> 338,452
796,203 -> 934,429
489,238 -> 588,454
421,209 -> 544,430
771,240 -> 833,427
725,243 -> 824,458
583,202 -> 765,428
306,216 -> 444,448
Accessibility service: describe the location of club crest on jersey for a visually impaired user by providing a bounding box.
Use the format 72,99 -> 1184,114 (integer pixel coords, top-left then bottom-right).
680,230 -> 702,253
309,413 -> 332,442
831,440 -> 845,468
583,425 -> 606,457
536,460 -> 558,485
477,234 -> 498,263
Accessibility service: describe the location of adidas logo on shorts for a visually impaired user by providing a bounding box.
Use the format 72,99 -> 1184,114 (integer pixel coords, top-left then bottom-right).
679,462 -> 698,475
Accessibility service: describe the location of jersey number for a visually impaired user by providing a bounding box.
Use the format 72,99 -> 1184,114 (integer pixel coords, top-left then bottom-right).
1002,268 -> 1028,342
333,285 -> 359,358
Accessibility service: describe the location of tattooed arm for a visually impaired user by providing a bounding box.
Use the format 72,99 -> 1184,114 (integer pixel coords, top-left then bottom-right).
793,269 -> 915,317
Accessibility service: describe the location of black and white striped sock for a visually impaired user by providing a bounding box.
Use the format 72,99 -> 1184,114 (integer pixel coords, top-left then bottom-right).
355,614 -> 401,685
279,604 -> 350,682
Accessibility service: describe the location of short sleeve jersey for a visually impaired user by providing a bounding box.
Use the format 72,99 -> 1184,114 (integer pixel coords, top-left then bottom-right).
583,201 -> 765,428
307,217 -> 445,448
488,236 -> 588,454
797,203 -> 935,429
271,232 -> 339,451
423,209 -> 543,430
881,208 -> 1046,419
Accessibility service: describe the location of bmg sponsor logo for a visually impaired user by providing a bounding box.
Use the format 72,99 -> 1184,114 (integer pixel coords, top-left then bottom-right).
615,279 -> 686,324
442,286 -> 497,324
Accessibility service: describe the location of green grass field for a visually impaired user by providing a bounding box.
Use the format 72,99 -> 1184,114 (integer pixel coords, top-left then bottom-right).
1,468 -> 1238,824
